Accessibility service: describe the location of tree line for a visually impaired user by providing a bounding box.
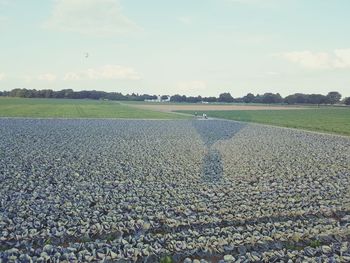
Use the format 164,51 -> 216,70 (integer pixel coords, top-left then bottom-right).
0,88 -> 349,105
0,89 -> 157,101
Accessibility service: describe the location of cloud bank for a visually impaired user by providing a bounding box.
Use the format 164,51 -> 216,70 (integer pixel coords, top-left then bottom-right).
37,73 -> 57,82
64,65 -> 141,81
45,0 -> 138,36
280,49 -> 350,70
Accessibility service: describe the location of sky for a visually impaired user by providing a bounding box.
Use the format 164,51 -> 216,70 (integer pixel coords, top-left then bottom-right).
0,0 -> 350,97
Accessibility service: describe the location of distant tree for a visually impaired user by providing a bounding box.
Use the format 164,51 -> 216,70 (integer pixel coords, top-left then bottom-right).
284,93 -> 307,104
10,88 -> 26,97
170,94 -> 187,102
326,91 -> 342,104
107,92 -> 127,100
243,93 -> 255,103
284,94 -> 296,104
274,93 -> 283,103
125,93 -> 144,101
218,92 -> 234,103
0,91 -> 3,96
170,94 -> 180,102
5,87 -> 345,106
202,96 -> 217,102
161,95 -> 169,100
139,94 -> 156,101
24,89 -> 37,98
307,94 -> 326,105
61,89 -> 74,98
253,94 -> 263,103
186,96 -> 202,103
41,89 -> 54,98
284,93 -> 327,105
344,97 -> 350,105
134,94 -> 147,101
261,93 -> 283,104
233,97 -> 244,103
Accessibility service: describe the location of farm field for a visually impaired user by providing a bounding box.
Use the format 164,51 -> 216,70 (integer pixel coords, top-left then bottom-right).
0,98 -> 186,119
1,118 -> 350,262
178,108 -> 350,136
126,102 -> 306,112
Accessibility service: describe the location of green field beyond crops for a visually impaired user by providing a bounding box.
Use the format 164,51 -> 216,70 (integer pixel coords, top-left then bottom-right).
178,108 -> 350,136
0,97 -> 186,119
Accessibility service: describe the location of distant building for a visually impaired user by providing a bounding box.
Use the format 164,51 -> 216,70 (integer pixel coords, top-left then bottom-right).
144,95 -> 170,103
162,96 -> 171,102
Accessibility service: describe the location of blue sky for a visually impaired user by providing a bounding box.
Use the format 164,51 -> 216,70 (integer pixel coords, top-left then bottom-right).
0,0 -> 350,97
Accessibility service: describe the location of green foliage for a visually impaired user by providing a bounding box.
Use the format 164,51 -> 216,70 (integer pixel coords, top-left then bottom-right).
284,93 -> 326,104
80,235 -> 91,243
326,91 -> 342,104
344,97 -> 350,105
261,93 -> 283,104
243,93 -> 255,103
285,240 -> 321,251
1,88 -> 160,101
44,238 -> 52,245
105,233 -> 116,242
0,98 -> 187,119
160,256 -> 174,263
285,243 -> 303,251
178,108 -> 350,136
2,88 -> 346,105
309,239 -> 321,248
218,92 -> 234,103
0,245 -> 8,251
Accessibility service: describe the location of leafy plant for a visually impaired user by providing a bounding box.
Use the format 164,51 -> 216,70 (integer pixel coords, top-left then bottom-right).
44,238 -> 52,245
80,235 -> 91,243
285,242 -> 303,251
160,255 -> 174,263
309,239 -> 321,248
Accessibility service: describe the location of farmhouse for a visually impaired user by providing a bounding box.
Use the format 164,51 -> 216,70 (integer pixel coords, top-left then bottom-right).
144,95 -> 170,102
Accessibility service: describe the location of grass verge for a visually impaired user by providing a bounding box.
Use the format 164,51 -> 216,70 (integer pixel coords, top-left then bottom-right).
177,108 -> 350,136
0,97 -> 187,119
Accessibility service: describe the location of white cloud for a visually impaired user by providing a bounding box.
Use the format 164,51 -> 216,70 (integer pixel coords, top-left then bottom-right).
0,73 -> 5,80
280,49 -> 350,70
177,81 -> 207,94
0,16 -> 8,29
333,49 -> 350,68
227,0 -> 277,7
22,75 -> 34,83
44,0 -> 139,36
64,65 -> 141,81
0,0 -> 10,6
177,16 -> 193,25
281,51 -> 331,69
229,0 -> 263,3
37,73 -> 57,82
237,34 -> 267,45
265,71 -> 280,76
63,72 -> 81,81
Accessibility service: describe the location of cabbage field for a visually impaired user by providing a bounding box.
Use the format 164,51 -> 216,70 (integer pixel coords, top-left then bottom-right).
1,119 -> 350,262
